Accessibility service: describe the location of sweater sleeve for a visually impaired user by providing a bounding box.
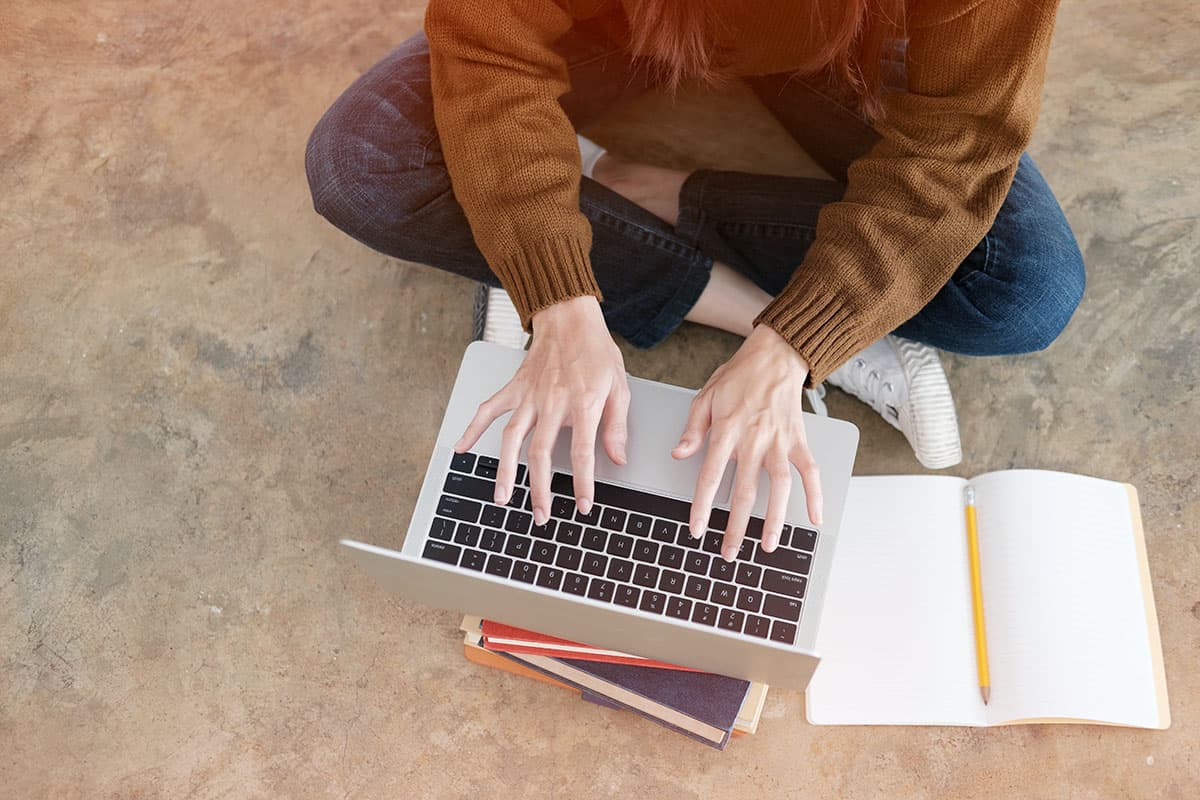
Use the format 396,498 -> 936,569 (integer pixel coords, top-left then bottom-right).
424,0 -> 601,328
754,0 -> 1062,383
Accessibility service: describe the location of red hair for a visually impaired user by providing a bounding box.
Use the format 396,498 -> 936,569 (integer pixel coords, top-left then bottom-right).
625,0 -> 907,121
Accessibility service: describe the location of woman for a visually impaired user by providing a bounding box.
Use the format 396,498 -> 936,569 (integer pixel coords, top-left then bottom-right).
306,0 -> 1084,559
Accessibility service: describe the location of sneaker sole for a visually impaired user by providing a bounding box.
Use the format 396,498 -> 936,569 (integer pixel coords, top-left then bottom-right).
890,336 -> 962,469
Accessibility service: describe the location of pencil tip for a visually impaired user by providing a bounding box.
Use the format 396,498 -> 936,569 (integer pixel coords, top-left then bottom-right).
981,686 -> 991,705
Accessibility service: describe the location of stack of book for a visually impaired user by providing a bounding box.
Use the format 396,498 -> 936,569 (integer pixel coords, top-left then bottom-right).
459,615 -> 768,749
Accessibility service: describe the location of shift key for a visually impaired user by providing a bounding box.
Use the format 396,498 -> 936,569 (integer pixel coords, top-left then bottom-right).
754,545 -> 812,575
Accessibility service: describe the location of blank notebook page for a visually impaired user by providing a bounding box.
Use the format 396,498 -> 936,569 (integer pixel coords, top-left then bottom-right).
972,470 -> 1162,727
807,476 -> 985,725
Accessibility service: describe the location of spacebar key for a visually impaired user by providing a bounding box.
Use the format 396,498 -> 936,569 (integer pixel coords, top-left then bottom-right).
550,473 -> 691,523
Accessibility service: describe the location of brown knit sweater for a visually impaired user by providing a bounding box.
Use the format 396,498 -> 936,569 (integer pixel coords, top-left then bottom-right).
424,0 -> 1061,382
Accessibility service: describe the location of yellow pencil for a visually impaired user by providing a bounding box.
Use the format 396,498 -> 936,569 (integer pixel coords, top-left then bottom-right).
964,485 -> 991,705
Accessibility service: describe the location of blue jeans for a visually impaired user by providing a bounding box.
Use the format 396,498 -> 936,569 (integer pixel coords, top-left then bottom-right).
306,25 -> 1085,356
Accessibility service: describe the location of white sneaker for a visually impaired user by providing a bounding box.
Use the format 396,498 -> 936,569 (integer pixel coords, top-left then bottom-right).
821,335 -> 962,469
577,134 -> 607,179
471,285 -> 530,350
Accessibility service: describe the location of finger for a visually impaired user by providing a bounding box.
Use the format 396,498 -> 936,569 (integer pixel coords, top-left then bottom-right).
600,379 -> 631,466
789,441 -> 824,527
495,405 -> 535,505
762,450 -> 792,552
689,428 -> 737,541
724,439 -> 766,561
673,391 -> 713,459
456,385 -> 517,452
528,413 -> 564,526
571,400 -> 603,515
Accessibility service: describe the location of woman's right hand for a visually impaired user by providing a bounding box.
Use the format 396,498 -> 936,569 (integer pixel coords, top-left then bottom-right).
454,295 -> 631,525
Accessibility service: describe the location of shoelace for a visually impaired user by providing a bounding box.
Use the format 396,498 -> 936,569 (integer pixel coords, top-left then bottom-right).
839,357 -> 902,422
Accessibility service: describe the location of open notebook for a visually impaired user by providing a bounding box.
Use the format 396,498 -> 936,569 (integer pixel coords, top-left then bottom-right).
807,470 -> 1170,728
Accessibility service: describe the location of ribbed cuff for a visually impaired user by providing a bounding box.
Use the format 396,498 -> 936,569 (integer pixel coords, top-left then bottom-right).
754,270 -> 867,385
491,234 -> 604,330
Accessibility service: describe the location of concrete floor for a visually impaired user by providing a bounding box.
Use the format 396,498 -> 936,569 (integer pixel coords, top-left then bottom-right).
2,1 -> 1198,797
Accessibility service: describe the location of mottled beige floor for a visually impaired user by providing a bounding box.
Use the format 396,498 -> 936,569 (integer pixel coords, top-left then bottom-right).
2,1 -> 1198,797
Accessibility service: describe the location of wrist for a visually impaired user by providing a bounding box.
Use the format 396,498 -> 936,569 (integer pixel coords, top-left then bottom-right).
748,323 -> 810,377
531,295 -> 604,333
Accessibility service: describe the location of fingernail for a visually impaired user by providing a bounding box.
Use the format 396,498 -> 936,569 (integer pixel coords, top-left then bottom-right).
763,535 -> 778,552
495,488 -> 509,505
534,508 -> 547,525
722,546 -> 737,561
690,525 -> 703,539
578,498 -> 592,515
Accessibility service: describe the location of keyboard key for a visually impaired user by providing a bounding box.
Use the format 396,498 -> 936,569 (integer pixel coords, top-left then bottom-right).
563,573 -> 589,596
718,608 -> 745,633
754,546 -> 812,575
683,551 -> 710,575
658,569 -> 686,594
454,523 -> 481,547
480,505 -> 506,528
475,456 -> 498,479
531,540 -> 556,564
600,508 -> 627,531
480,528 -> 505,552
535,566 -> 564,590
428,517 -> 455,541
551,472 -> 691,525
736,587 -> 764,613
762,569 -> 808,599
422,540 -> 460,565
651,546 -> 680,571
555,522 -> 582,546
744,614 -> 771,639
530,519 -> 556,540
666,596 -> 692,619
614,585 -> 640,608
516,464 -> 527,485
485,554 -> 513,578
676,525 -> 701,548
507,487 -> 528,509
551,496 -> 575,519
744,517 -> 764,540
460,549 -> 487,571
792,527 -> 818,552
437,495 -> 481,523
763,594 -> 802,622
770,619 -> 798,644
639,590 -> 666,614
708,508 -> 729,531
626,513 -> 652,537
684,575 -> 711,600
692,602 -> 718,626
450,451 -> 476,473
607,558 -> 633,583
651,519 -> 677,543
710,583 -> 737,607
512,561 -> 538,584
581,551 -> 608,577
443,472 -> 495,503
555,546 -> 582,571
735,562 -> 763,587
504,510 -> 532,535
710,558 -> 736,582
735,538 -> 756,561
504,534 -> 532,559
702,530 -> 724,556
575,504 -> 601,526
606,533 -> 633,558
632,563 -> 659,588
581,528 -> 607,551
632,539 -> 658,563
587,579 -> 615,603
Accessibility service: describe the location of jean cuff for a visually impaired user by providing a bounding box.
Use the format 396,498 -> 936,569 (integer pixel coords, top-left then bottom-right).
621,251 -> 714,349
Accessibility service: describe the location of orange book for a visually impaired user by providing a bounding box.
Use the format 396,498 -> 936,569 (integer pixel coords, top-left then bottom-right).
480,619 -> 701,672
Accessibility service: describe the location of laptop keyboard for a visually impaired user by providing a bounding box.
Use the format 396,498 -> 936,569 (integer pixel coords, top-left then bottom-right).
420,450 -> 818,646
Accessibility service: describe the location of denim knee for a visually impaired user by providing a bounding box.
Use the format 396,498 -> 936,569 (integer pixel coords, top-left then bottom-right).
304,38 -> 449,248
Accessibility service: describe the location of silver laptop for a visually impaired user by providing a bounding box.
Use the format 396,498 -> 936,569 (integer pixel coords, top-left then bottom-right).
341,341 -> 858,689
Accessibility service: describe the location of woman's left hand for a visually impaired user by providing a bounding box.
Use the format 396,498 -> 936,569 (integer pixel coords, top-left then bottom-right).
673,324 -> 823,561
